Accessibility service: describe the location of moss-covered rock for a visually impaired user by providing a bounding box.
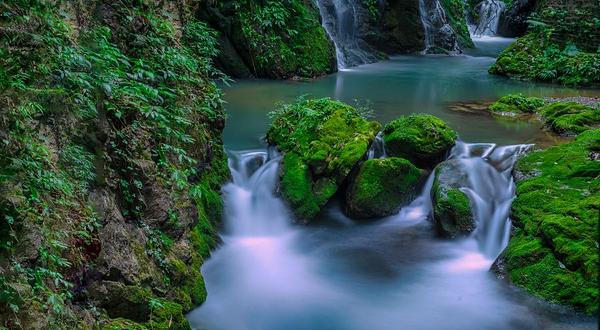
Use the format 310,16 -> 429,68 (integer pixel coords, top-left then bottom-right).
383,114 -> 458,168
147,301 -> 192,330
344,157 -> 423,218
488,94 -> 546,116
101,318 -> 148,330
200,0 -> 337,79
538,102 -> 600,136
431,159 -> 474,237
267,97 -> 381,220
489,29 -> 600,87
495,129 -> 600,314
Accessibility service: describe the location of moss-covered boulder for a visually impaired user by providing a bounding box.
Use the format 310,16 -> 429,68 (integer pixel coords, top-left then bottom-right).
489,29 -> 600,87
489,94 -> 546,116
383,114 -> 458,168
431,159 -> 474,238
494,129 -> 600,314
266,98 -> 381,220
344,157 -> 423,218
538,102 -> 600,136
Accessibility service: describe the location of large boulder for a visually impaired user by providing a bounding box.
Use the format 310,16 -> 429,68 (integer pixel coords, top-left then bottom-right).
267,98 -> 381,220
431,159 -> 475,238
495,129 -> 599,314
383,114 -> 457,168
344,157 -> 423,218
497,0 -> 539,37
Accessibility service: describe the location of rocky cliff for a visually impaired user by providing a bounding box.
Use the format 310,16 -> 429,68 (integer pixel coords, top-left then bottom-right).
0,1 -> 229,329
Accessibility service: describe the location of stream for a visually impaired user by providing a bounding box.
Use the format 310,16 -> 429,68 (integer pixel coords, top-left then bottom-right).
186,38 -> 597,329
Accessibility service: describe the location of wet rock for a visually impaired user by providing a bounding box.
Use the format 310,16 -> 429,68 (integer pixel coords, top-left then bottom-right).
431,159 -> 475,237
497,0 -> 539,37
383,114 -> 457,168
344,157 -> 424,218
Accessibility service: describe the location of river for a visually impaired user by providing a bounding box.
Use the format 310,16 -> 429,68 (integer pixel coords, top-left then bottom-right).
186,37 -> 597,330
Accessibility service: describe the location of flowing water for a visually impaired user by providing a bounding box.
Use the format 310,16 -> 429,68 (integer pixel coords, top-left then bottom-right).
316,0 -> 379,69
469,0 -> 506,37
418,0 -> 460,53
186,38 -> 597,329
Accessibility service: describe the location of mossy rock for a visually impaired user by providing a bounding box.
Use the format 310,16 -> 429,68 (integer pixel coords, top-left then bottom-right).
489,94 -> 546,116
497,129 -> 600,314
489,30 -> 600,87
344,157 -> 423,218
431,159 -> 474,238
102,318 -> 148,330
538,102 -> 600,136
147,301 -> 192,330
383,114 -> 457,168
267,97 -> 381,220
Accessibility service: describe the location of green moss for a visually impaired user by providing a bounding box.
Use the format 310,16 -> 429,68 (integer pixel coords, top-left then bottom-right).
505,129 -> 600,314
236,0 -> 335,78
148,301 -> 191,330
489,29 -> 600,87
383,114 -> 457,168
538,102 -> 600,136
267,97 -> 380,220
489,94 -> 546,115
432,171 -> 474,238
345,157 -> 422,218
102,318 -> 148,330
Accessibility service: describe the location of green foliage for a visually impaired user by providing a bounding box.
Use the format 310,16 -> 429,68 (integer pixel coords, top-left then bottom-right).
489,94 -> 546,115
506,129 -> 600,314
0,0 -> 229,327
236,0 -> 335,77
383,114 -> 457,168
489,29 -> 600,87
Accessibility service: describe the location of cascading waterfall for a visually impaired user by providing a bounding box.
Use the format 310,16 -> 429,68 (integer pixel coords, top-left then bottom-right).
445,141 -> 531,258
187,142 -> 591,330
469,0 -> 506,37
316,0 -> 379,69
417,0 -> 460,53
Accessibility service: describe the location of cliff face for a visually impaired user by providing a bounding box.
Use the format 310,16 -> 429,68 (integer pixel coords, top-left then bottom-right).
0,1 -> 229,329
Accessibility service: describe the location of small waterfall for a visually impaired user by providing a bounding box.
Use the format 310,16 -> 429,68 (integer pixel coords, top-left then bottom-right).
417,0 -> 461,53
446,141 -> 531,258
316,0 -> 379,69
366,132 -> 386,160
223,148 -> 289,236
469,0 -> 506,37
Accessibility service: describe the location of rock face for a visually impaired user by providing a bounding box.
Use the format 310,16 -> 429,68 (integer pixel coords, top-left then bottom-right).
497,0 -> 539,37
383,114 -> 458,168
199,0 -> 337,79
0,1 -> 230,329
344,157 -> 423,218
431,159 -> 475,238
266,98 -> 381,220
495,129 -> 599,315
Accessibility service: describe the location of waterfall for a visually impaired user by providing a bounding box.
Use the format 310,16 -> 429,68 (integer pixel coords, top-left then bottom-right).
316,0 -> 379,69
469,0 -> 506,37
366,132 -> 386,160
445,142 -> 531,258
418,0 -> 461,53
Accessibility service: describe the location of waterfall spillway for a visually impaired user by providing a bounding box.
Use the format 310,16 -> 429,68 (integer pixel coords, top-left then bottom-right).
316,0 -> 379,69
469,0 -> 506,37
445,141 -> 531,258
367,131 -> 386,160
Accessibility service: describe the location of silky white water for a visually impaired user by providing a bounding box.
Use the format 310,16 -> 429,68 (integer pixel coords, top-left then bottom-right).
186,144 -> 594,330
469,0 -> 506,37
